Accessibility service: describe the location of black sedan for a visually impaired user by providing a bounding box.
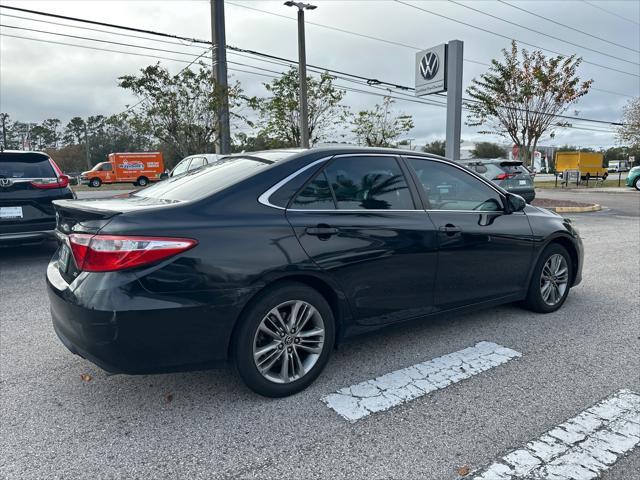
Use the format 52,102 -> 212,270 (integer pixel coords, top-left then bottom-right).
47,147 -> 583,397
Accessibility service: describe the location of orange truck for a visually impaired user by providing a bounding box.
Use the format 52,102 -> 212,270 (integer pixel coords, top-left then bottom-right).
81,152 -> 165,188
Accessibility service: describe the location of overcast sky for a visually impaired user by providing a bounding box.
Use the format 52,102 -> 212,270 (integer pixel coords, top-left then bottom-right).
1,0 -> 638,149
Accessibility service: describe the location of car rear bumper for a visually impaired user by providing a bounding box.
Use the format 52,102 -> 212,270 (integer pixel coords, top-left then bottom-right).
0,228 -> 55,244
46,256 -> 250,374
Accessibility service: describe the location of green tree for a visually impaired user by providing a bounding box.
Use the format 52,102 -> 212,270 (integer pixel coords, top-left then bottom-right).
250,68 -> 348,147
351,97 -> 414,147
231,132 -> 291,153
422,139 -> 446,156
119,63 -> 244,160
471,142 -> 506,159
466,41 -> 592,166
63,117 -> 86,145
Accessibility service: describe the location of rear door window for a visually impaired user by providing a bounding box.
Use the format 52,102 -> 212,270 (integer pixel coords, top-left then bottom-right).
323,156 -> 415,210
290,171 -> 335,210
0,152 -> 55,178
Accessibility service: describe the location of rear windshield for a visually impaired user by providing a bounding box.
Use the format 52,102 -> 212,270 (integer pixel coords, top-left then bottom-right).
0,152 -> 55,178
499,162 -> 526,174
133,157 -> 269,202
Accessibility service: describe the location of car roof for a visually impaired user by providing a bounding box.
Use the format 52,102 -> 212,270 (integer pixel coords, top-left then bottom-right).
0,149 -> 49,156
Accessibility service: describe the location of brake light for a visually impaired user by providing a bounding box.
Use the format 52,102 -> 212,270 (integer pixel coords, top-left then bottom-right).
68,234 -> 197,272
31,159 -> 69,188
493,173 -> 517,180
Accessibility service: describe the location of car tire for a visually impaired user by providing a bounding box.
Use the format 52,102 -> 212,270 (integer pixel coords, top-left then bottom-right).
90,178 -> 101,188
635,177 -> 640,191
137,177 -> 149,187
523,243 -> 573,313
233,282 -> 335,397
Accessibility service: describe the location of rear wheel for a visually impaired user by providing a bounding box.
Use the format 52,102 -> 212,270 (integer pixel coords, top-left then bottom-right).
137,176 -> 149,187
523,244 -> 572,313
635,177 -> 640,191
233,283 -> 335,397
89,177 -> 101,188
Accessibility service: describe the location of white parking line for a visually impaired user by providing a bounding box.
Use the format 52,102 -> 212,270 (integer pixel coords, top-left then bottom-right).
473,390 -> 640,480
321,341 -> 521,422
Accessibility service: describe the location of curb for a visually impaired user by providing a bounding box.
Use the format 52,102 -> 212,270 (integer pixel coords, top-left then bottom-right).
549,203 -> 602,213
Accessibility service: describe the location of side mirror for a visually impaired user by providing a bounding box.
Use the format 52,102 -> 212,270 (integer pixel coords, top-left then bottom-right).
160,172 -> 169,180
505,193 -> 526,213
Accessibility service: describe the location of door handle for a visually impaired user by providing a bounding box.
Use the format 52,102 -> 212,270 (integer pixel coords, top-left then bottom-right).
438,224 -> 462,236
306,225 -> 339,237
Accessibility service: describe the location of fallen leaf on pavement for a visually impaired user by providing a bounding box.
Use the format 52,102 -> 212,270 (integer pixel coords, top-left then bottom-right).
165,393 -> 174,404
80,373 -> 93,382
456,465 -> 471,476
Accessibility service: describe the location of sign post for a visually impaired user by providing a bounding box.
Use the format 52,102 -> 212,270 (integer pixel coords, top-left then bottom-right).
415,40 -> 464,160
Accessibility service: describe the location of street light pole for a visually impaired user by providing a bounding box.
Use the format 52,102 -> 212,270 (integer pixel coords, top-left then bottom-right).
284,1 -> 316,149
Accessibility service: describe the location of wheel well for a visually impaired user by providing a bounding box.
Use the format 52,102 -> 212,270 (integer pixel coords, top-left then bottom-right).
137,176 -> 148,182
226,275 -> 344,359
548,237 -> 579,285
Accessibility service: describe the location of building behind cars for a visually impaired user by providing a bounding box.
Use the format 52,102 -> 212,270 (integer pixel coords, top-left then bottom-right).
0,150 -> 74,244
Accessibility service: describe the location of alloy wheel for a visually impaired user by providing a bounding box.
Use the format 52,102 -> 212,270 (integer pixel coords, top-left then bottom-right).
540,253 -> 569,306
253,300 -> 325,384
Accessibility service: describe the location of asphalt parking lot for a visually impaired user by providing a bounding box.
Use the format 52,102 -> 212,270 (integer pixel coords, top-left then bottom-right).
1,190 -> 638,479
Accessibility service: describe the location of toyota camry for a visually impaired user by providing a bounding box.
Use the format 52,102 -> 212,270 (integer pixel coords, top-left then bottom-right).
47,147 -> 583,397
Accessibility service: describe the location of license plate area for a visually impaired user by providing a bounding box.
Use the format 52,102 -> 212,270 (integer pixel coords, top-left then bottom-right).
0,206 -> 23,219
519,179 -> 527,185
59,243 -> 71,273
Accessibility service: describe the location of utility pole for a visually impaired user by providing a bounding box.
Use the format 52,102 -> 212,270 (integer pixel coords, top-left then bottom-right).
285,1 -> 316,149
210,0 -> 231,154
84,121 -> 91,169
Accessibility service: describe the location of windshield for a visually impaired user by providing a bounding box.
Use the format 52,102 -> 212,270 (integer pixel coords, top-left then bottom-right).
91,162 -> 107,171
133,157 -> 270,202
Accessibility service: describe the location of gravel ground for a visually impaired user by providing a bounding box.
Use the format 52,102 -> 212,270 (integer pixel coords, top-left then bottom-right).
1,194 -> 638,479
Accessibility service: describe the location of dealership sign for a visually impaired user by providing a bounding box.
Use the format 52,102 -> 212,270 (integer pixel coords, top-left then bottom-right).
415,44 -> 447,96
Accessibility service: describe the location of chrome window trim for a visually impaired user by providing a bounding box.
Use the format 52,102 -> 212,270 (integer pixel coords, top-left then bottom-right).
258,156 -> 334,210
257,152 -> 511,213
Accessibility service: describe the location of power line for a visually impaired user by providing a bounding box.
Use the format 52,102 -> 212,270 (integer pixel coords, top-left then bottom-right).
582,0 -> 640,26
0,23 -> 202,57
1,30 -> 625,128
0,12 -> 204,49
1,3 -> 636,100
394,0 -> 639,77
447,0 -> 639,66
495,0 -> 639,53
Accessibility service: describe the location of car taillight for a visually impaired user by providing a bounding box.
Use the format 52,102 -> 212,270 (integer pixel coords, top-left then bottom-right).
493,173 -> 517,180
68,234 -> 197,272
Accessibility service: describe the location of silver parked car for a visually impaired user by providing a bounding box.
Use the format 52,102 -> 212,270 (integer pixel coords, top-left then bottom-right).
459,159 -> 535,203
167,154 -> 223,178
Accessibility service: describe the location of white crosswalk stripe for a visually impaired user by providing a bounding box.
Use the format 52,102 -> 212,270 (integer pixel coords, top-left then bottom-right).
473,390 -> 640,479
321,341 -> 521,422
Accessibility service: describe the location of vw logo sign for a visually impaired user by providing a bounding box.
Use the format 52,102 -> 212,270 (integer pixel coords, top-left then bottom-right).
420,52 -> 439,81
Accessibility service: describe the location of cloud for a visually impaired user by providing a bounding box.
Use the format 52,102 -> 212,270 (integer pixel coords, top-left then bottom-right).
1,0 -> 638,148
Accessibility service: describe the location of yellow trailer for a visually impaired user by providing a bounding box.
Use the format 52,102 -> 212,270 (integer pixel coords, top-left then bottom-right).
555,151 -> 607,179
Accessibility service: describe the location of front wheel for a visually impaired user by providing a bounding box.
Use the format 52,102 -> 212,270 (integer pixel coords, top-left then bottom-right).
635,177 -> 640,191
89,177 -> 101,188
233,283 -> 335,397
523,244 -> 573,313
